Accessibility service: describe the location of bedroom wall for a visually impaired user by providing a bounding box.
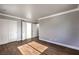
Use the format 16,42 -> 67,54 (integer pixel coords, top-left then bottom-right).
39,11 -> 79,50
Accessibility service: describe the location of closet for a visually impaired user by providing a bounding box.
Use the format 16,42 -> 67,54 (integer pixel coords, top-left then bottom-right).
0,19 -> 17,44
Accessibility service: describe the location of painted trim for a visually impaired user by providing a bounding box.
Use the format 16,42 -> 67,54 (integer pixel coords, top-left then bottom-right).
0,13 -> 37,23
38,8 -> 79,20
39,38 -> 79,50
21,20 -> 23,41
0,13 -> 27,20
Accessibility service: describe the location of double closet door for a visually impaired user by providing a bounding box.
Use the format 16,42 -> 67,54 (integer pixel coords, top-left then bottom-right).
0,19 -> 17,45
0,19 -> 36,45
22,22 -> 32,40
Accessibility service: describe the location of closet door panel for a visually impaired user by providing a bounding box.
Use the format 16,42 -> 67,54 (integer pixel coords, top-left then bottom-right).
22,22 -> 27,40
0,19 -> 17,45
8,20 -> 17,42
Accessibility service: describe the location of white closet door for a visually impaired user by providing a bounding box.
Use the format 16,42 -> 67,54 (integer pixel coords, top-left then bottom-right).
26,23 -> 32,39
22,22 -> 27,40
8,20 -> 17,42
22,22 -> 32,40
32,24 -> 38,37
0,19 -> 17,45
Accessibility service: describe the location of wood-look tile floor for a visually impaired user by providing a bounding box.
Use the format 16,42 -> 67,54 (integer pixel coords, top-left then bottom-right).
0,38 -> 79,55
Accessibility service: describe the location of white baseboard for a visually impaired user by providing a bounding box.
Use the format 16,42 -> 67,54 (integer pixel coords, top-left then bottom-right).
40,38 -> 79,50
0,37 -> 37,45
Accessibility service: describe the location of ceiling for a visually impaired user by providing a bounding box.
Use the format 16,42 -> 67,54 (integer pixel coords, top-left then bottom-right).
0,4 -> 78,22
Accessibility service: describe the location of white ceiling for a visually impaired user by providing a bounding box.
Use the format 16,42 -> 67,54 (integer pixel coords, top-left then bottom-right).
0,4 -> 78,21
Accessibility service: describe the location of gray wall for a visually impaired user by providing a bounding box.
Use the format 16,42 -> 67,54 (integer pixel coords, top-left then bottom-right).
39,11 -> 79,50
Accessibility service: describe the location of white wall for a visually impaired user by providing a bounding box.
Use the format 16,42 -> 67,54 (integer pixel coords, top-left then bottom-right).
39,11 -> 79,50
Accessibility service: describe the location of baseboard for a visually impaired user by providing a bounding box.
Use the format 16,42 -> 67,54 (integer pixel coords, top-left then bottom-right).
39,38 -> 79,51
0,40 -> 17,45
0,37 -> 38,45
